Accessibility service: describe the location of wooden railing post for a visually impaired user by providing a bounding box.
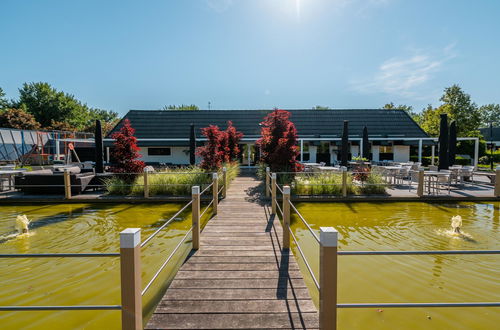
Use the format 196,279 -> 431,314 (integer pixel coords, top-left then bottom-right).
63,169 -> 71,200
417,169 -> 424,197
120,228 -> 142,330
271,173 -> 277,215
143,169 -> 149,198
212,173 -> 218,215
341,167 -> 347,197
265,167 -> 270,197
192,186 -> 200,250
222,167 -> 227,199
283,186 -> 291,249
495,167 -> 500,198
320,227 -> 338,330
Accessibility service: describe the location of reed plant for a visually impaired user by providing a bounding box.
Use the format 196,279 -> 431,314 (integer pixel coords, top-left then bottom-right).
105,162 -> 240,196
292,172 -> 386,196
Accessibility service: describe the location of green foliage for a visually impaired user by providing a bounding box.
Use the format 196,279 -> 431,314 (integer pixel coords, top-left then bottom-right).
292,172 -> 386,196
15,82 -> 118,131
0,108 -> 41,130
0,87 -> 10,109
312,105 -> 330,110
479,104 -> 500,127
420,85 -> 481,137
162,104 -> 199,111
105,163 -> 239,196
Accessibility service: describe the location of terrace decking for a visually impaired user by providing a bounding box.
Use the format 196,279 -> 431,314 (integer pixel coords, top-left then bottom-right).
146,175 -> 319,329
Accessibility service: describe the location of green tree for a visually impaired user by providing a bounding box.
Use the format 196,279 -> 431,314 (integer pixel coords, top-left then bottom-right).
0,108 -> 41,130
479,104 -> 500,127
418,85 -> 481,137
162,104 -> 199,110
312,105 -> 330,110
0,87 -> 10,109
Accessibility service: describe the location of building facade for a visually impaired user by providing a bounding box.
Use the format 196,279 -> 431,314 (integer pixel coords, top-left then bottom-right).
105,109 -> 432,166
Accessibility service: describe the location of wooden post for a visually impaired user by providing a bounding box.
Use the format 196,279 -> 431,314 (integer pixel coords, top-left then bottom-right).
320,227 -> 338,330
63,169 -> 71,199
341,167 -> 347,197
120,228 -> 142,330
212,173 -> 218,215
271,173 -> 277,215
417,169 -> 424,197
495,167 -> 500,198
222,167 -> 227,199
282,186 -> 291,249
192,186 -> 200,250
143,169 -> 149,198
265,167 -> 270,197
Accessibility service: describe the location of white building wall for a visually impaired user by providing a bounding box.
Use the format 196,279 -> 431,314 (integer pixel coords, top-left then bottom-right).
138,147 -> 190,164
350,145 -> 360,158
393,145 -> 410,162
308,146 -> 317,163
372,145 -> 380,162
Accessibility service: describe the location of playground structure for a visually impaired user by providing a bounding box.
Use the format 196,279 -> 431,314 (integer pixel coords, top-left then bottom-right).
0,128 -> 94,166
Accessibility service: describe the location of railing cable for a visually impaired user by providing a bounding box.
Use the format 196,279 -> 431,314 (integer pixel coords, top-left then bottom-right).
289,227 -> 320,290
288,200 -> 320,243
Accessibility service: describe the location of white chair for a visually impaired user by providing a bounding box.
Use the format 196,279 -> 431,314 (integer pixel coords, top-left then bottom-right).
432,173 -> 452,195
407,170 -> 420,191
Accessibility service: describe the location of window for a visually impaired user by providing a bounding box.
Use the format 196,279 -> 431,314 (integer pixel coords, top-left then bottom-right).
148,148 -> 171,156
379,146 -> 393,153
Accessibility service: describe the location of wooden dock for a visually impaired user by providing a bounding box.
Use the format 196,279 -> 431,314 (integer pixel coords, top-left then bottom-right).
146,175 -> 319,329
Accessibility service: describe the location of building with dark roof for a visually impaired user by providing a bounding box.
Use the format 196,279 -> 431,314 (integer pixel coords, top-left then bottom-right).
105,109 -> 431,166
480,127 -> 500,149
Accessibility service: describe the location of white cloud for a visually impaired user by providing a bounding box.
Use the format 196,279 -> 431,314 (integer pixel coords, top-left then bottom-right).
205,0 -> 233,13
351,44 -> 457,99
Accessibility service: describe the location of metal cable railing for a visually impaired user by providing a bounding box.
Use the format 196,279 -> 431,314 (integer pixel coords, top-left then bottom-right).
338,250 -> 500,255
140,200 -> 193,248
288,227 -> 320,290
200,182 -> 214,195
142,227 -> 193,296
200,199 -> 214,219
0,253 -> 119,258
288,200 -> 319,243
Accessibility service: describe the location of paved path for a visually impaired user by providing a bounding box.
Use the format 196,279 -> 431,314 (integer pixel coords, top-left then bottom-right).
146,175 -> 318,329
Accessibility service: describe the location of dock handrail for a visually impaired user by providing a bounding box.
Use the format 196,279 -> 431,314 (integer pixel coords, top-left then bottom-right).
269,176 -> 500,330
1,170 -> 226,330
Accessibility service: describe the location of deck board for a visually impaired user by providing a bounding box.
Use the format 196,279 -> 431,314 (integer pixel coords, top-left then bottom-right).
146,176 -> 318,329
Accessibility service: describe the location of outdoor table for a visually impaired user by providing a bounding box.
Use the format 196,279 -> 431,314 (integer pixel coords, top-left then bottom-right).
0,170 -> 26,191
382,166 -> 402,184
423,171 -> 449,194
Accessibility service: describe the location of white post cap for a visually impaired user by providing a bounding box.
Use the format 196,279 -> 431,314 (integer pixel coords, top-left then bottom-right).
192,185 -> 200,195
222,167 -> 227,172
341,166 -> 347,172
213,172 -> 218,179
283,185 -> 291,195
271,173 -> 277,179
320,227 -> 338,247
266,167 -> 270,172
120,228 -> 141,248
496,166 -> 500,171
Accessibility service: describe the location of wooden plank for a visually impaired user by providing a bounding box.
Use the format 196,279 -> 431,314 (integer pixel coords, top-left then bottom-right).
163,288 -> 313,300
181,262 -> 299,271
146,313 -> 319,329
154,299 -> 317,313
187,256 -> 291,263
169,278 -> 308,289
175,270 -> 305,279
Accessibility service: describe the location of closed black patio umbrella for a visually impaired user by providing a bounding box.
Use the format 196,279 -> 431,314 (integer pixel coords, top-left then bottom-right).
438,114 -> 449,170
94,120 -> 104,173
189,124 -> 196,165
362,126 -> 370,160
341,120 -> 349,167
448,120 -> 457,166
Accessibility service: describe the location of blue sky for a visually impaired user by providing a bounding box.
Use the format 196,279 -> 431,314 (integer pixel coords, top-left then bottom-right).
1,0 -> 499,115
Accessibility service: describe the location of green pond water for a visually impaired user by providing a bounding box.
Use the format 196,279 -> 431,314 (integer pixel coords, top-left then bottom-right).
291,201 -> 500,330
0,203 -> 211,330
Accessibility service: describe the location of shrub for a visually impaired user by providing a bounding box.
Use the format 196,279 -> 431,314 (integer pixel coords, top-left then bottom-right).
110,119 -> 145,178
0,108 -> 41,130
256,109 -> 303,172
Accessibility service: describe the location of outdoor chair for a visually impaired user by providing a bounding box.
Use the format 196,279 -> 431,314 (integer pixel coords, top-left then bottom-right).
395,168 -> 409,185
429,165 -> 438,171
431,173 -> 452,195
407,170 -> 420,191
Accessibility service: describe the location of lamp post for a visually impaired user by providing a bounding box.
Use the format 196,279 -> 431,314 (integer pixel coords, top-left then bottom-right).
491,122 -> 494,171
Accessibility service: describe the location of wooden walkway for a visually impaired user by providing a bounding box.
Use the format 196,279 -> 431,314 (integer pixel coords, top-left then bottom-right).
146,175 -> 319,329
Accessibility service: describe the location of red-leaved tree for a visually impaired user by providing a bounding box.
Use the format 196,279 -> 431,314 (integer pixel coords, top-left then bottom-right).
110,119 -> 145,176
225,121 -> 243,161
256,109 -> 303,172
196,125 -> 226,170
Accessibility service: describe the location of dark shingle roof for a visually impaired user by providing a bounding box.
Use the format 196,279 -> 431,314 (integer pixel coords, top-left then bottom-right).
107,109 -> 429,141
480,127 -> 500,141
